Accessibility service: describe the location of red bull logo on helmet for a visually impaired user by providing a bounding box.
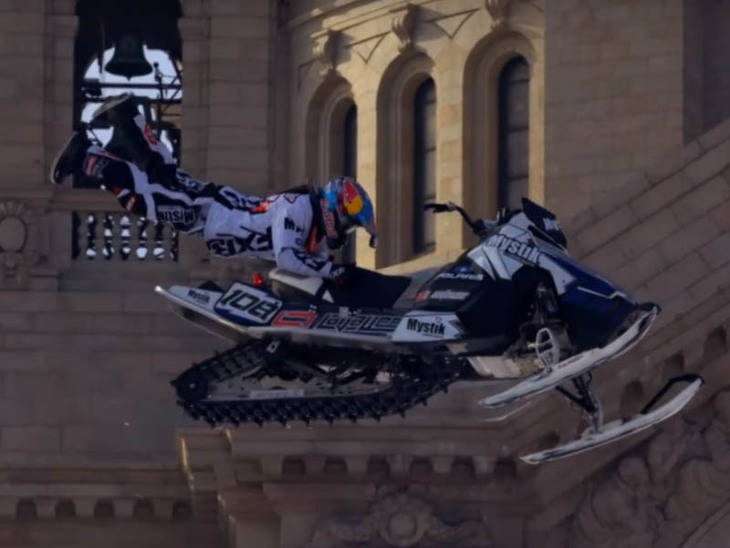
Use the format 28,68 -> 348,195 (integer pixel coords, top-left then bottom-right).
341,178 -> 364,217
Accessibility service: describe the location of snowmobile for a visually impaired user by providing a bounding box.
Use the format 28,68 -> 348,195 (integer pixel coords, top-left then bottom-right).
157,198 -> 703,464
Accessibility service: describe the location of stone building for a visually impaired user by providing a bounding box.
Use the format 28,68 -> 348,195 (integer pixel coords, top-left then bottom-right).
0,0 -> 729,546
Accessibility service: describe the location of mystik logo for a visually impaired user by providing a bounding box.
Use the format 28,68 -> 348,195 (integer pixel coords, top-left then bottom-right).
406,318 -> 445,336
487,234 -> 540,264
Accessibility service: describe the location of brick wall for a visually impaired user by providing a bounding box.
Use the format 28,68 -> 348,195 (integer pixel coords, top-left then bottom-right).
544,0 -> 684,218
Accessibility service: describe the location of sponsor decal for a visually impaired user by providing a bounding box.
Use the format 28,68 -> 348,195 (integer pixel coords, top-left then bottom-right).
250,200 -> 271,213
342,179 -> 364,216
406,317 -> 445,337
215,283 -> 281,324
187,288 -> 211,305
430,289 -> 470,301
284,217 -> 303,232
273,310 -> 316,328
313,312 -> 401,336
486,234 -> 540,264
84,155 -> 108,178
207,228 -> 273,257
436,272 -> 484,281
414,290 -> 431,302
320,199 -> 338,239
124,195 -> 137,212
544,218 -> 560,232
158,206 -> 197,226
143,124 -> 159,145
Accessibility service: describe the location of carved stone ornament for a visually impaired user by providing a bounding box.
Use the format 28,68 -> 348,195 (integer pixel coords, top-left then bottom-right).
485,0 -> 512,29
312,29 -> 339,77
307,492 -> 492,547
570,383 -> 730,548
0,201 -> 39,288
390,3 -> 418,52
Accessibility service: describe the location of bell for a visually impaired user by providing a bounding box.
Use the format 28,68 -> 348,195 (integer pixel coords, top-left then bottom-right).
105,34 -> 153,79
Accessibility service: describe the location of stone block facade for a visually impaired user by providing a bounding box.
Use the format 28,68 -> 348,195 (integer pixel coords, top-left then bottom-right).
0,0 -> 728,547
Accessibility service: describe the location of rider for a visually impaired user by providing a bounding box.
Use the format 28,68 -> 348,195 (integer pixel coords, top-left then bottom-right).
50,94 -> 376,280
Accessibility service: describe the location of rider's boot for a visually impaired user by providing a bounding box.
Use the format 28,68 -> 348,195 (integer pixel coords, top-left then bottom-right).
91,93 -> 178,185
49,129 -> 91,184
80,148 -> 148,214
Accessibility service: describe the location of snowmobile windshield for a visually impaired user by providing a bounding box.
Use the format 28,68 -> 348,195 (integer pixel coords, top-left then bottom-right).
521,198 -> 568,250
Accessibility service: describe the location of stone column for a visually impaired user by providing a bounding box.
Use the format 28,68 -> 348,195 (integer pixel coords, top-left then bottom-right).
177,3 -> 212,272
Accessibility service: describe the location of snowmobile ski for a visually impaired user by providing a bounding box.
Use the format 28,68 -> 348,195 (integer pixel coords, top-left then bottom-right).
520,374 -> 703,464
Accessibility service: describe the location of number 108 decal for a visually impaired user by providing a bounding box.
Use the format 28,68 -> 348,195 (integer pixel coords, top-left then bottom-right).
214,283 -> 282,325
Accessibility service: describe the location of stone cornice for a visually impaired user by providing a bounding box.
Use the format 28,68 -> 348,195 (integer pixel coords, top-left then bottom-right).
0,466 -> 200,521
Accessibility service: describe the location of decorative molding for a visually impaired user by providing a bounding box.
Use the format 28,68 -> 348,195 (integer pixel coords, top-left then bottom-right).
485,0 -> 512,29
390,3 -> 418,52
312,29 -> 339,77
570,382 -> 730,548
348,32 -> 388,63
0,201 -> 38,288
429,9 -> 478,39
307,489 -> 492,547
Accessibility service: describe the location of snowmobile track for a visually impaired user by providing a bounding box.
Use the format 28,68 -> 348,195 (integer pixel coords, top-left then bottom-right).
171,340 -> 465,427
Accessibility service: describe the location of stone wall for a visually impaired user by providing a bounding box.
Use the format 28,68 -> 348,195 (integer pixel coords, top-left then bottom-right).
684,0 -> 730,142
545,0 -> 684,218
523,116 -> 730,548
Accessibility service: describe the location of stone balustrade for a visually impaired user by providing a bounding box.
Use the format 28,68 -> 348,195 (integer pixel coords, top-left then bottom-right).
72,211 -> 179,263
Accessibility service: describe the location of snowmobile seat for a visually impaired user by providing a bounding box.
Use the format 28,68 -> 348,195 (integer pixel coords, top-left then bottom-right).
269,267 -> 411,309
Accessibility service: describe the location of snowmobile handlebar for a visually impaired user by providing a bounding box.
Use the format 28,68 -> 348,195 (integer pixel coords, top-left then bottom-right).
424,202 -> 489,237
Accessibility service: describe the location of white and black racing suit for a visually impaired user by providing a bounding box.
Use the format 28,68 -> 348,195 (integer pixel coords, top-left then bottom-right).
80,145 -> 340,278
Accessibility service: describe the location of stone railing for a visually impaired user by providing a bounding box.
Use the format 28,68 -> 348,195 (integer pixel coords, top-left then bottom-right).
72,211 -> 178,262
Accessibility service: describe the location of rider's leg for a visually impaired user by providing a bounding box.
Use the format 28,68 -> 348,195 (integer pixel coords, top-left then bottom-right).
91,94 -> 257,211
65,144 -> 203,233
91,93 -> 178,186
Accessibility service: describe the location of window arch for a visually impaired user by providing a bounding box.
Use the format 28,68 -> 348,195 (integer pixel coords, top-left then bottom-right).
463,34 -> 541,243
376,53 -> 435,267
498,56 -> 529,211
304,77 -> 355,183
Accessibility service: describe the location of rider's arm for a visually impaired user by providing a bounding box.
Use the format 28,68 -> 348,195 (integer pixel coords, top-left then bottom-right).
271,200 -> 338,278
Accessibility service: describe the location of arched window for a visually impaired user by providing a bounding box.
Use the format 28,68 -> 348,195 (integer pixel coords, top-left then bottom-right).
304,80 -> 358,262
343,104 -> 357,178
497,57 -> 529,211
376,53 -> 434,266
342,104 -> 357,262
413,78 -> 436,255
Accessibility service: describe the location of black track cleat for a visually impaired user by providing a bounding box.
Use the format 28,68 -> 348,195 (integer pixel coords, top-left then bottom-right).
49,130 -> 91,185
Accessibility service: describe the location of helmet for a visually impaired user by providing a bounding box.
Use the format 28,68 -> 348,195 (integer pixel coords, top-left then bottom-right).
319,177 -> 377,250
